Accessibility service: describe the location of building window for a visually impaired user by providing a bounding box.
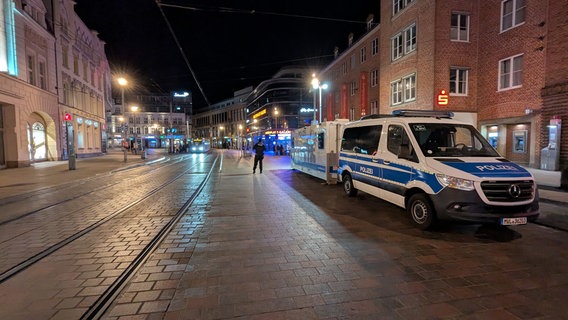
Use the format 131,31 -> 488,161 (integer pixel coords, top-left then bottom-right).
393,0 -> 415,16
403,74 -> 416,102
391,73 -> 416,105
404,24 -> 416,53
27,55 -> 36,86
370,69 -> 378,87
451,13 -> 469,41
499,54 -> 523,90
360,47 -> 367,63
392,23 -> 416,61
370,100 -> 378,114
371,38 -> 379,56
38,60 -> 46,89
501,0 -> 525,32
350,54 -> 356,69
73,55 -> 79,75
391,33 -> 403,61
350,81 -> 358,96
62,45 -> 69,68
341,62 -> 347,75
449,68 -> 468,95
83,61 -> 88,81
391,80 -> 402,105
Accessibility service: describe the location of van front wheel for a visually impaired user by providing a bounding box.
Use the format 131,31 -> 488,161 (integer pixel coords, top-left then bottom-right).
407,194 -> 435,230
343,173 -> 358,197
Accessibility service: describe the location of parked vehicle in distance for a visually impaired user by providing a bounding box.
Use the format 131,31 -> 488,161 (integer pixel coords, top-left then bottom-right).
188,138 -> 211,153
292,110 -> 540,230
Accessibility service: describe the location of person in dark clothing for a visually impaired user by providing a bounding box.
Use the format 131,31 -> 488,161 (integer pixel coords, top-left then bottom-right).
252,140 -> 266,174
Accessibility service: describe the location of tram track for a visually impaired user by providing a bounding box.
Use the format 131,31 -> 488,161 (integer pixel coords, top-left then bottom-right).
81,155 -> 217,320
0,155 -> 191,226
0,153 -> 218,287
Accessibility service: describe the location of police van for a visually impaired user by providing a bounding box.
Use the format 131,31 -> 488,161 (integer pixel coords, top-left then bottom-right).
292,110 -> 539,230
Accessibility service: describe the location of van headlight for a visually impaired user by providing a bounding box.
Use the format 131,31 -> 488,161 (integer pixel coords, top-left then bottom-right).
436,173 -> 475,191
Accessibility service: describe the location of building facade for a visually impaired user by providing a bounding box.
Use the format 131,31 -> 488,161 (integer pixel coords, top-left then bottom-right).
107,92 -> 192,151
318,0 -> 566,174
245,67 -> 315,152
192,87 -> 250,149
0,0 -> 110,168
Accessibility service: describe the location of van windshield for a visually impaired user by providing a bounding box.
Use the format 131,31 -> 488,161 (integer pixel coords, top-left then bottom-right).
409,123 -> 500,157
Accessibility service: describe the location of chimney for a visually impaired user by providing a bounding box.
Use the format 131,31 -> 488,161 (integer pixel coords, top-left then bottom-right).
334,46 -> 339,59
348,33 -> 354,47
366,14 -> 375,31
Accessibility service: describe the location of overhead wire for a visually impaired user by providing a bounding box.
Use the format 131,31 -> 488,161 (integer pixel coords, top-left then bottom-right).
157,2 -> 368,25
154,0 -> 212,106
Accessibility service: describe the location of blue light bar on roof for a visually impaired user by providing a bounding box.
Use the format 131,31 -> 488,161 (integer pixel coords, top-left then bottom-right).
392,109 -> 454,118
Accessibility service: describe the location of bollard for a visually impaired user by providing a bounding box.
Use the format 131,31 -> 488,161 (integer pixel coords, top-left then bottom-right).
68,154 -> 76,170
141,150 -> 146,159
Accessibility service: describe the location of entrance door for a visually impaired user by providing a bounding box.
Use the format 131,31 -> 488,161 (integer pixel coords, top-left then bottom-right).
28,122 -> 46,161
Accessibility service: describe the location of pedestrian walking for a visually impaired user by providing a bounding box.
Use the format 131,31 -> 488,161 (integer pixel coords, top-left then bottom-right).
252,139 -> 266,174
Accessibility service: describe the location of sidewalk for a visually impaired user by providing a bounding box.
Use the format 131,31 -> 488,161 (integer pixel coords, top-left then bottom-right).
1,149 -> 567,230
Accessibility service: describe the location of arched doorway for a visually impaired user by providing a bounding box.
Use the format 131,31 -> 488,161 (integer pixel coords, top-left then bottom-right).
27,121 -> 46,161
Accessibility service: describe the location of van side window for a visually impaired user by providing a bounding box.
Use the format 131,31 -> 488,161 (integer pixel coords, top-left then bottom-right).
341,125 -> 382,155
387,125 -> 410,155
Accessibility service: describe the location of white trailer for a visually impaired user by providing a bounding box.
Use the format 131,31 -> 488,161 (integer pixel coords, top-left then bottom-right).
290,120 -> 347,184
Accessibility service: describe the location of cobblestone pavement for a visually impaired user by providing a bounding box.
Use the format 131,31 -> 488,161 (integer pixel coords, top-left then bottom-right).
102,150 -> 568,320
1,149 -> 568,319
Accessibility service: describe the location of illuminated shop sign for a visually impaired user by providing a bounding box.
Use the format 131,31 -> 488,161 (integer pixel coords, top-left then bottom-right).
300,108 -> 315,113
173,92 -> 189,97
252,109 -> 266,119
265,130 -> 291,135
436,89 -> 449,106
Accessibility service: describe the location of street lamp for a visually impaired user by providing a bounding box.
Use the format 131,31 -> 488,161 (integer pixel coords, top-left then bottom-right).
274,108 -> 279,129
118,116 -> 127,162
311,76 -> 328,123
311,75 -> 318,122
131,105 -> 145,159
238,124 -> 243,151
219,126 -> 224,148
117,77 -> 128,162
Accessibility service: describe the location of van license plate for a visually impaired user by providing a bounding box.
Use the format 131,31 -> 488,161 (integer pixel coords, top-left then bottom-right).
501,217 -> 527,225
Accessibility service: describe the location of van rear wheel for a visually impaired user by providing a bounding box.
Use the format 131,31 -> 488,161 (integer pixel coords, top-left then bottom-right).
407,193 -> 435,230
343,173 -> 358,197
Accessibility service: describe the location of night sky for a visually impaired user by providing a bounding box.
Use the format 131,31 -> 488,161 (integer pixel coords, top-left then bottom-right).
74,0 -> 380,109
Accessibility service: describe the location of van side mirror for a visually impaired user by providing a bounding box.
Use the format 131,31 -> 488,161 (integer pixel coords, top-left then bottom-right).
398,144 -> 417,162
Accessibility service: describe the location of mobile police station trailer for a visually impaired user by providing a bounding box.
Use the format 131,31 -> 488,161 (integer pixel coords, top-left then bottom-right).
290,120 -> 347,184
293,110 -> 540,230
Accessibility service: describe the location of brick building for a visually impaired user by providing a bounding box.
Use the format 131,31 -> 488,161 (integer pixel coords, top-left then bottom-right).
318,0 -> 566,175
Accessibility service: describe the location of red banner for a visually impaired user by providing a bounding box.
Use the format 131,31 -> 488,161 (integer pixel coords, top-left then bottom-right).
341,84 -> 348,119
360,72 -> 368,116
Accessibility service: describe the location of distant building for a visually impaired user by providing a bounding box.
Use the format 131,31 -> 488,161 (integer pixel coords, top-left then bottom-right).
106,92 -> 192,151
318,0 -> 567,174
192,87 -> 250,149
244,67 -> 315,152
0,0 -> 110,168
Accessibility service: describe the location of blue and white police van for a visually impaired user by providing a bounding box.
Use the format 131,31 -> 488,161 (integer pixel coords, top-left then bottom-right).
292,110 -> 539,230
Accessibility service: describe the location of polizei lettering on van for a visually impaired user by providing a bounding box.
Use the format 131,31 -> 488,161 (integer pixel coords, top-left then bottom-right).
475,164 -> 519,171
